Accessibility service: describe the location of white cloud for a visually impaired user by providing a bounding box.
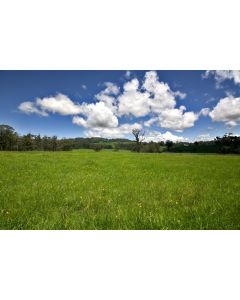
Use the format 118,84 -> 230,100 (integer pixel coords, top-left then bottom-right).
102,82 -> 119,95
18,71 -> 201,137
81,84 -> 87,90
118,79 -> 151,117
84,122 -> 142,139
195,134 -> 213,142
158,106 -> 199,132
73,101 -> 118,128
19,92 -> 119,130
144,117 -> 158,127
36,93 -> 82,115
73,83 -> 120,129
19,94 -> 82,116
117,72 -> 189,123
143,71 -> 176,113
173,91 -> 187,99
143,72 -> 198,131
95,82 -> 119,112
18,101 -> 48,116
72,116 -> 87,127
117,71 -> 198,132
199,107 -> 210,116
204,70 -> 240,86
226,120 -> 237,128
144,130 -> 186,143
209,95 -> 240,127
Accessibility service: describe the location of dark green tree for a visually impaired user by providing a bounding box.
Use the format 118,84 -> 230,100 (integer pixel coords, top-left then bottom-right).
34,134 -> 42,150
51,136 -> 58,151
22,134 -> 34,151
0,125 -> 18,150
165,140 -> 173,151
42,136 -> 50,151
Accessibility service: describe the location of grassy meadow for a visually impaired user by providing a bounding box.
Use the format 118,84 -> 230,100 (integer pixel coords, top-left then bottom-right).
0,150 -> 240,229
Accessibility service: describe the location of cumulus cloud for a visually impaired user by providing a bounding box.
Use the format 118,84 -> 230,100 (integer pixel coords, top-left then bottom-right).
19,89 -> 120,130
72,83 -> 120,129
19,94 -> 83,116
209,95 -> 240,127
173,91 -> 187,99
72,101 -> 118,129
143,71 -> 176,112
95,82 -> 119,112
18,71 -> 202,137
144,130 -> 187,143
118,78 -> 151,117
84,122 -> 142,139
226,121 -> 238,128
117,71 -> 199,131
144,117 -> 158,127
199,107 -> 210,116
72,116 -> 87,127
158,106 -> 199,132
116,71 -> 199,132
118,72 -> 181,117
36,94 -> 82,115
18,101 -> 48,116
203,70 -> 240,86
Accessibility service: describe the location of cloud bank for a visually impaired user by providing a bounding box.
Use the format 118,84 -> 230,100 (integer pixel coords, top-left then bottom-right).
18,71 -> 214,141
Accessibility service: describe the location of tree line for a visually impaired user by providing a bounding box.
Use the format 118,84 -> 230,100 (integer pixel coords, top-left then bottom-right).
0,124 -> 133,151
1,124 -> 240,154
0,125 -> 66,151
131,129 -> 240,154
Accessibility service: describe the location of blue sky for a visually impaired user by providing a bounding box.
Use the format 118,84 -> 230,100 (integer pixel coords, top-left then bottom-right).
0,70 -> 240,141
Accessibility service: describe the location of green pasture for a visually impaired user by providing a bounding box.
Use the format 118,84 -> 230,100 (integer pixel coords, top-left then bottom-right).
0,151 -> 239,229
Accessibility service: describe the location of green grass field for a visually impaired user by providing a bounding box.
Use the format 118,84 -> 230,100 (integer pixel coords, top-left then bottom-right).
0,151 -> 240,229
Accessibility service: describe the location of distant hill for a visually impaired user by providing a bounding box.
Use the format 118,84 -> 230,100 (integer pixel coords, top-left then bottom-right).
61,137 -> 134,150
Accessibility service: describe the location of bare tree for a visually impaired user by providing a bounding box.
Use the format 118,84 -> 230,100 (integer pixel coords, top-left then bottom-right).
132,129 -> 144,152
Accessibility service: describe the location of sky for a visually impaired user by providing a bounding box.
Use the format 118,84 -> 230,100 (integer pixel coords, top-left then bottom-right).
0,70 -> 240,142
